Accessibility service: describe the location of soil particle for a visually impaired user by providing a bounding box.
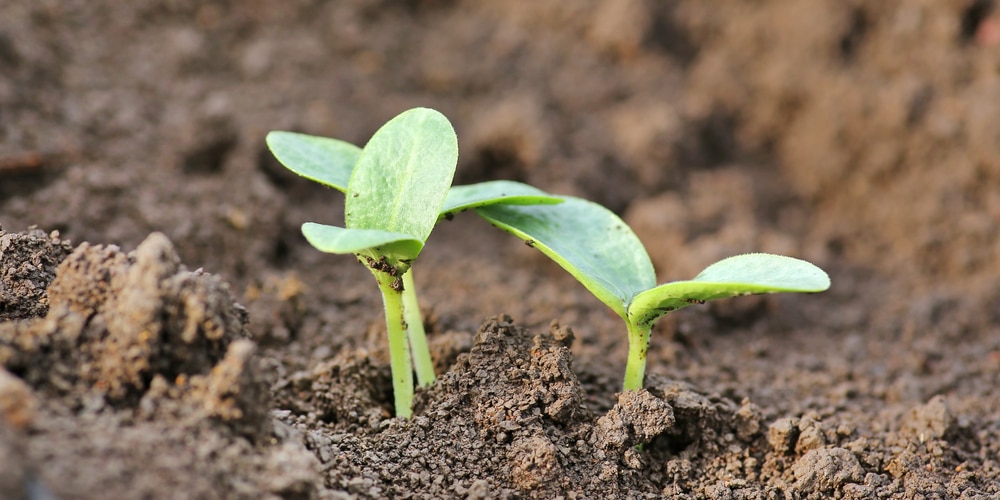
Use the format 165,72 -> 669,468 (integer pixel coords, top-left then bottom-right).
593,389 -> 675,452
791,447 -> 864,492
508,434 -> 563,490
0,227 -> 73,321
767,417 -> 800,455
898,395 -> 955,443
794,414 -> 829,455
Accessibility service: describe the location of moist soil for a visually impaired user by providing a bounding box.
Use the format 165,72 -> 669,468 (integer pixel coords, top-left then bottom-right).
2,2 -> 1000,499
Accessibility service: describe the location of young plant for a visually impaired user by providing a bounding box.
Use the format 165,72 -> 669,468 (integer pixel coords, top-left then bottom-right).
266,110 -> 560,417
475,196 -> 831,391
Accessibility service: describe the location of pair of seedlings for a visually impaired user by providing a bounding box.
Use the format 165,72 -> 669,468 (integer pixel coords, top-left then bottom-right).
267,108 -> 830,418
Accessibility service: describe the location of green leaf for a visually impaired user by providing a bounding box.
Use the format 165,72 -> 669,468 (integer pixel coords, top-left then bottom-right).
628,253 -> 831,326
475,196 -> 656,318
301,222 -> 423,264
692,253 -> 831,289
265,131 -> 360,192
441,180 -> 563,218
346,108 -> 458,249
265,131 -> 559,220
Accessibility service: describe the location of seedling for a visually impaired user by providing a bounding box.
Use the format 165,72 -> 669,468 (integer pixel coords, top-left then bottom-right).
266,110 -> 560,417
475,196 -> 830,391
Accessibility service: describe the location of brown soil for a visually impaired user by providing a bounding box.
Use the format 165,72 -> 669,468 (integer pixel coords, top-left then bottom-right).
2,1 -> 999,498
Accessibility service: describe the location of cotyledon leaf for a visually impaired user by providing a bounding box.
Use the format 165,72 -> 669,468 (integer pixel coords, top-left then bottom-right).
441,180 -> 564,219
628,253 -> 831,327
346,108 -> 458,246
265,131 -> 359,192
267,131 -> 561,220
301,222 -> 423,265
475,196 -> 656,319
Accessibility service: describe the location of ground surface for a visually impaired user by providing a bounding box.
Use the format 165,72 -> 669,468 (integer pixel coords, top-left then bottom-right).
2,1 -> 1000,498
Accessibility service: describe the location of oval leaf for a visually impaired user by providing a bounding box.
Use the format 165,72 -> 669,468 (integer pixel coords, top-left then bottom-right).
301,222 -> 423,264
441,180 -> 563,218
475,196 -> 656,318
629,253 -> 831,326
346,108 -> 458,247
266,131 -> 360,192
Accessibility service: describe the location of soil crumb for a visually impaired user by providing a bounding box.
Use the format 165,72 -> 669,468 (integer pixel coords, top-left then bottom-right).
0,227 -> 73,321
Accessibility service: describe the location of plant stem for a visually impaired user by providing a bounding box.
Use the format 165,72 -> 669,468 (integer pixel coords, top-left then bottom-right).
374,272 -> 413,418
623,320 -> 652,391
402,269 -> 436,387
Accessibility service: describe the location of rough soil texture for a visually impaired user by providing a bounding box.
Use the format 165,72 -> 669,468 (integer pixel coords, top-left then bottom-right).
2,1 -> 1000,498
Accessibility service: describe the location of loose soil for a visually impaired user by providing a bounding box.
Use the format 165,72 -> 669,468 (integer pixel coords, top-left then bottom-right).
2,1 -> 999,498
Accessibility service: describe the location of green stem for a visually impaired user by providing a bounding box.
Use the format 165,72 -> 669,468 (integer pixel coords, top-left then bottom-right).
623,320 -> 652,391
374,272 -> 413,418
402,269 -> 436,387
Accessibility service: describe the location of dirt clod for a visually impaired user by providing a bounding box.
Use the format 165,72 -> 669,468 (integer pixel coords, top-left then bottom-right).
594,389 -> 675,452
900,395 -> 955,442
508,435 -> 562,490
768,417 -> 800,455
791,447 -> 864,492
0,227 -> 73,321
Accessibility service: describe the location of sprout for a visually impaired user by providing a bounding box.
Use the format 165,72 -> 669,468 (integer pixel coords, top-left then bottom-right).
476,196 -> 830,391
267,109 -> 560,417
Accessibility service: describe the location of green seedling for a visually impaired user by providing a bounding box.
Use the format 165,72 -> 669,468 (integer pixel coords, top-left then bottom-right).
475,196 -> 830,391
266,110 -> 560,417
290,107 -> 458,418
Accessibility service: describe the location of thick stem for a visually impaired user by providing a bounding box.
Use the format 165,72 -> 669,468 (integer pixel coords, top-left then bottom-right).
402,269 -> 436,387
622,320 -> 652,391
375,273 -> 413,418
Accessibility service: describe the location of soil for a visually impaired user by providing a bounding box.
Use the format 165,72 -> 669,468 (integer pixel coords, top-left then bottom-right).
2,1 -> 999,498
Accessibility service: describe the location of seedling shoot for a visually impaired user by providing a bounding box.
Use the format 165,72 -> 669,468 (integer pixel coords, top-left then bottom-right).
475,196 -> 831,391
267,110 -> 560,417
